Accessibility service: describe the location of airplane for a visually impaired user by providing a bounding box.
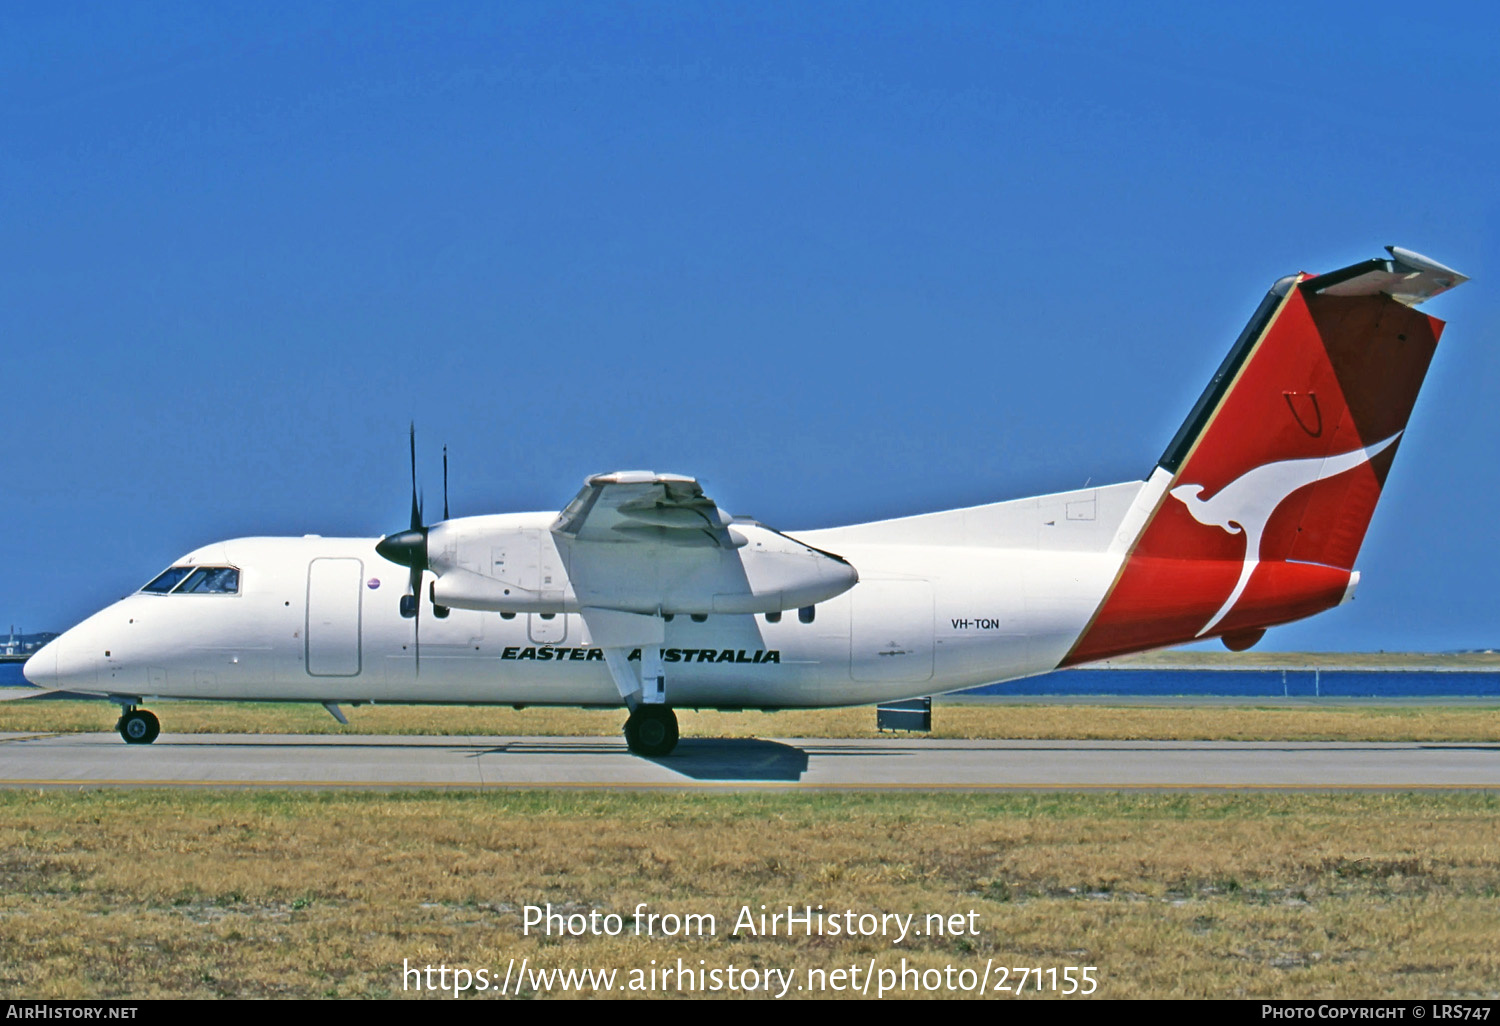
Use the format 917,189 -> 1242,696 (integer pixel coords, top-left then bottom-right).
23,246 -> 1468,756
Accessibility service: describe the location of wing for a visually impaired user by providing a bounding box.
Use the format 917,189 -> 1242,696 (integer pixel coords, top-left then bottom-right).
551,471 -> 739,549
427,469 -> 855,616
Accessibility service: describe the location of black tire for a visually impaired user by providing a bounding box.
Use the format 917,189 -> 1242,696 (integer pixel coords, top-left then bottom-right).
119,709 -> 160,745
624,706 -> 679,757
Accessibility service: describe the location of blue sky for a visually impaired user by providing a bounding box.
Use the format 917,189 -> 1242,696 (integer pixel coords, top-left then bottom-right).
3,2 -> 1496,651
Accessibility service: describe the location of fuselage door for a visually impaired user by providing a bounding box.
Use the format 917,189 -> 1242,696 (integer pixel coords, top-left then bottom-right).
306,558 -> 362,676
850,579 -> 934,683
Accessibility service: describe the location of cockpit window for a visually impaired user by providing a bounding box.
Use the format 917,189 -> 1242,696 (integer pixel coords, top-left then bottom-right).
141,565 -> 241,595
142,566 -> 194,593
176,567 -> 241,594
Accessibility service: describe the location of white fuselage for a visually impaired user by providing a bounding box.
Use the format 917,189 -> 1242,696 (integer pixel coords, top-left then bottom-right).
28,480 -> 1152,709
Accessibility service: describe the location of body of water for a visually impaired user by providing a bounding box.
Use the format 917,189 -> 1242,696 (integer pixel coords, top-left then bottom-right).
961,668 -> 1500,698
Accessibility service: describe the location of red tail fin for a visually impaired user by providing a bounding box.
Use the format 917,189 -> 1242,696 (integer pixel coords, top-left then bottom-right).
1066,247 -> 1466,664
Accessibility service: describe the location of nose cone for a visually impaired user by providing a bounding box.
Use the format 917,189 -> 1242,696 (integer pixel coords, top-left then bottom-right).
22,645 -> 56,687
23,631 -> 98,689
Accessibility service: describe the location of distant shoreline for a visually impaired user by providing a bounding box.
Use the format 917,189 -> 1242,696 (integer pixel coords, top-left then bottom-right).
1094,650 -> 1500,671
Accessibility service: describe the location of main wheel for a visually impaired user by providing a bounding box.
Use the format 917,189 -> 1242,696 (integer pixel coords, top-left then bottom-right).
118,709 -> 160,745
624,706 -> 679,757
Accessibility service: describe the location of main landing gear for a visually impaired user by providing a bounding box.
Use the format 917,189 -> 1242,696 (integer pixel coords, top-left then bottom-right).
624,705 -> 679,757
595,628 -> 679,756
117,707 -> 160,745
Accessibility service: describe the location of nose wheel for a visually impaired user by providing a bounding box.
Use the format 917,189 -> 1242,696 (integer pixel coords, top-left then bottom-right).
117,708 -> 161,745
624,706 -> 678,757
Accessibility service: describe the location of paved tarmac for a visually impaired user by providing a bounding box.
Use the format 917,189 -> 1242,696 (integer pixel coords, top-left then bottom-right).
0,731 -> 1496,789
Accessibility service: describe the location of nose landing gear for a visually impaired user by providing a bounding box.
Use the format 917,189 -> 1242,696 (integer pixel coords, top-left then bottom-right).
117,708 -> 161,745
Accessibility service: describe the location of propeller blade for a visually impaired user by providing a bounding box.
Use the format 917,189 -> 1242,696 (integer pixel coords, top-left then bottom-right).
408,559 -> 424,677
408,422 -> 421,533
443,446 -> 450,521
376,423 -> 432,655
412,570 -> 422,678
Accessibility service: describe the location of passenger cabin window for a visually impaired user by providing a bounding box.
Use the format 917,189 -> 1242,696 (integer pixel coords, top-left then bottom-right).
142,566 -> 194,593
798,605 -> 816,624
765,611 -> 781,623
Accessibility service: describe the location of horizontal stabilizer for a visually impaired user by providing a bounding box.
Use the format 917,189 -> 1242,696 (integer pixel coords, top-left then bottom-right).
1306,246 -> 1468,306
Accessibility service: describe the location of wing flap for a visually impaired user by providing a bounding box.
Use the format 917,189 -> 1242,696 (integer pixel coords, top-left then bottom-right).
552,471 -> 735,547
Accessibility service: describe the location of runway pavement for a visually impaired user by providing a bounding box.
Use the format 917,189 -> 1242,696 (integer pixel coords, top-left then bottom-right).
0,731 -> 1496,789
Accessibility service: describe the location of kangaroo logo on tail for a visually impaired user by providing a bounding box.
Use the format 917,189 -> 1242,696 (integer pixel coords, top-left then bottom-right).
1169,432 -> 1401,636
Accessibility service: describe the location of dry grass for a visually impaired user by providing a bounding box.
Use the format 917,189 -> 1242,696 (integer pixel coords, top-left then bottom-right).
0,790 -> 1497,999
2,699 -> 1499,742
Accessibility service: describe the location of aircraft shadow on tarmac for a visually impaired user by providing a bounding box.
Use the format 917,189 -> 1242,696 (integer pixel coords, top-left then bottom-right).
461,737 -> 814,780
468,738 -> 813,781
641,738 -> 811,781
